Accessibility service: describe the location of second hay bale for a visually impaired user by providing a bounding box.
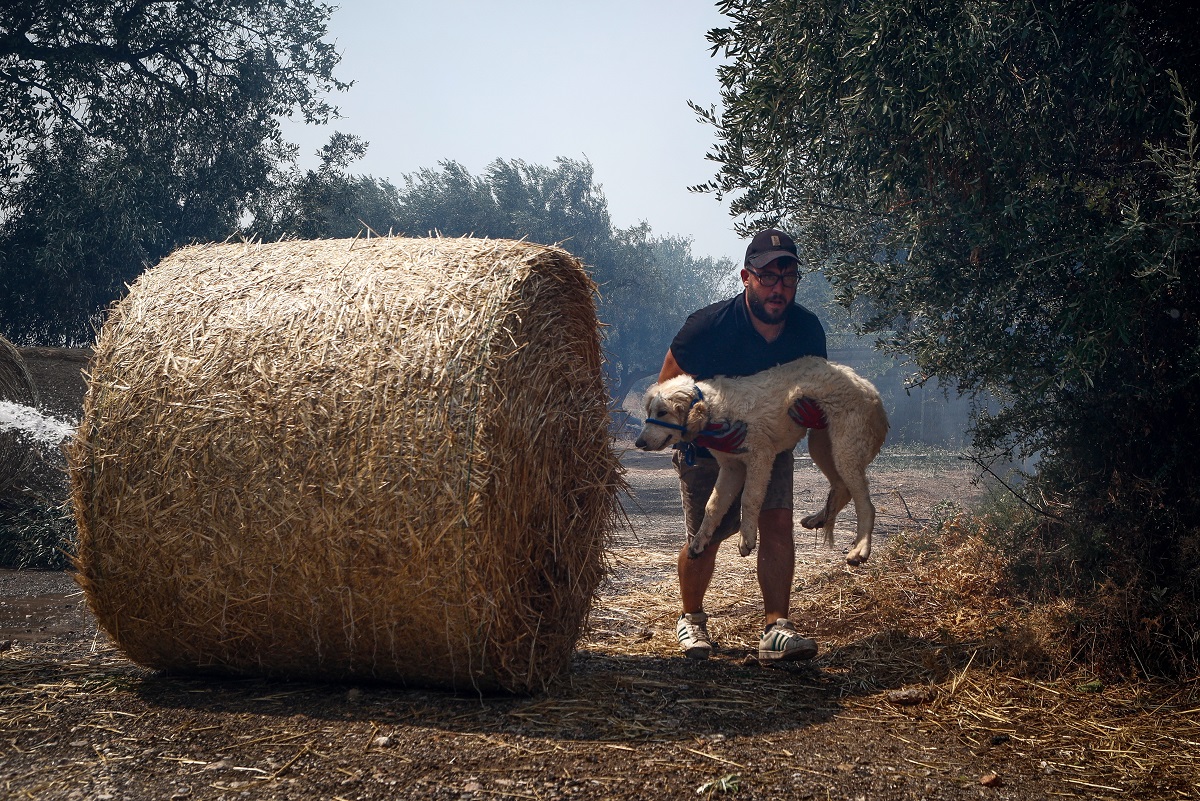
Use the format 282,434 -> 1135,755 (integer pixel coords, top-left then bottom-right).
0,334 -> 39,491
70,237 -> 622,693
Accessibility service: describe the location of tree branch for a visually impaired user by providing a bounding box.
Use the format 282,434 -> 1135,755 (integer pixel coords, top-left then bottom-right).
965,451 -> 1062,521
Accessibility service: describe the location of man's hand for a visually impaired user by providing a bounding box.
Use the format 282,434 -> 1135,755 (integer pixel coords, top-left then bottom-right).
788,397 -> 828,429
693,418 -> 748,452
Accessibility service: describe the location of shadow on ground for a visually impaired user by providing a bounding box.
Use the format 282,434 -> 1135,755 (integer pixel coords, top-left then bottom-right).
0,625 -> 1015,745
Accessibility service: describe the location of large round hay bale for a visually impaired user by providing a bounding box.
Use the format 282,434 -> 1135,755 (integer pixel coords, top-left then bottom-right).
0,334 -> 39,491
69,237 -> 622,693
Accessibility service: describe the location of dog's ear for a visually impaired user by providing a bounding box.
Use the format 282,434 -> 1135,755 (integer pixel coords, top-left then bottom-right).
686,400 -> 708,434
663,385 -> 689,420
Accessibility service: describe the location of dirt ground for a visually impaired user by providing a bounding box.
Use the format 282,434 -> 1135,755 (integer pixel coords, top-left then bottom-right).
4,350 -> 1195,798
0,433 -> 1103,801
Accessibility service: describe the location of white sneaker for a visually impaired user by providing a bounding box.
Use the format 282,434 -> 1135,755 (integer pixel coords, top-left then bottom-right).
676,612 -> 713,660
758,619 -> 818,661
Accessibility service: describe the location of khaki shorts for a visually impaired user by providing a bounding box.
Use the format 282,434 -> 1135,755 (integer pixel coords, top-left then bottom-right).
674,448 -> 794,547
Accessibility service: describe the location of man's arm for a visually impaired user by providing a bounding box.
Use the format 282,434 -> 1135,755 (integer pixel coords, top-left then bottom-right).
657,349 -> 688,383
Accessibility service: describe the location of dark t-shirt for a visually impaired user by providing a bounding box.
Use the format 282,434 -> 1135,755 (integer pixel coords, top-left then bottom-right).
671,292 -> 827,380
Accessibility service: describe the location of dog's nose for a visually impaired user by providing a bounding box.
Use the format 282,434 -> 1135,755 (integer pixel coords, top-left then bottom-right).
634,436 -> 646,449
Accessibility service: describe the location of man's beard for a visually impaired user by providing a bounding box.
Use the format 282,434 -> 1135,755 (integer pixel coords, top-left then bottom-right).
747,291 -> 788,325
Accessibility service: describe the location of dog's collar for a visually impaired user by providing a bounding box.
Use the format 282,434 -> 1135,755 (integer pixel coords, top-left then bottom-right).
643,385 -> 705,435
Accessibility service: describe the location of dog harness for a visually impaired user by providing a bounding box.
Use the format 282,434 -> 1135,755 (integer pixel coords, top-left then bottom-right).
643,386 -> 706,465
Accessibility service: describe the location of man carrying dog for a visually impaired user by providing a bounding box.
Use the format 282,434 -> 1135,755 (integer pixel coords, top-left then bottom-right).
657,228 -> 833,661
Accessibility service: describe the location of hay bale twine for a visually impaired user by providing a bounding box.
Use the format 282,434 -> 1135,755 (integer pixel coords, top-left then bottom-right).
69,237 -> 622,693
0,334 -> 39,491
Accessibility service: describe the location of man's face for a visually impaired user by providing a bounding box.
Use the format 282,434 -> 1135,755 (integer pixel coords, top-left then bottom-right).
742,257 -> 798,325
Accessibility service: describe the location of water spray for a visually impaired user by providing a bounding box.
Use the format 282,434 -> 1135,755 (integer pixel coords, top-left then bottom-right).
0,401 -> 77,449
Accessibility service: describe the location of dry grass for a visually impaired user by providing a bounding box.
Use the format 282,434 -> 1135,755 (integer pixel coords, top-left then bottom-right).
819,523 -> 1199,798
68,236 -> 623,694
575,511 -> 1200,798
0,334 -> 36,403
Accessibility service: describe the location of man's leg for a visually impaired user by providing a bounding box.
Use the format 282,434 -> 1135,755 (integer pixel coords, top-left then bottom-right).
756,452 -> 818,662
674,450 -> 740,659
756,508 -> 794,625
678,538 -> 719,614
676,542 -> 719,659
675,450 -> 740,613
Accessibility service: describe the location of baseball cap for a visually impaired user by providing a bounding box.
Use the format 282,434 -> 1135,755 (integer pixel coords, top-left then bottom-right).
745,229 -> 799,270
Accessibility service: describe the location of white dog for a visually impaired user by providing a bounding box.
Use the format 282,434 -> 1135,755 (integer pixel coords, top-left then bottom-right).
634,356 -> 889,565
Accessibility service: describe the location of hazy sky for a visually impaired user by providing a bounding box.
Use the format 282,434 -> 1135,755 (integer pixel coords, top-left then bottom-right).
281,1 -> 747,263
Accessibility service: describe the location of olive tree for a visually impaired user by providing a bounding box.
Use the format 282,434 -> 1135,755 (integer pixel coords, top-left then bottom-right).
695,0 -> 1200,669
0,0 -> 346,343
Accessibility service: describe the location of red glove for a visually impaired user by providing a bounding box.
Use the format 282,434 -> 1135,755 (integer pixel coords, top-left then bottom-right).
788,397 -> 828,429
692,418 -> 748,452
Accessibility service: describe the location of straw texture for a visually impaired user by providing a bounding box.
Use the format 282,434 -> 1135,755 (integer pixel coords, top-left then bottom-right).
69,237 -> 621,693
0,334 -> 38,490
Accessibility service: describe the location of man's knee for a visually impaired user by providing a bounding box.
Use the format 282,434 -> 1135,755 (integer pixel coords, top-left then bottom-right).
758,507 -> 793,540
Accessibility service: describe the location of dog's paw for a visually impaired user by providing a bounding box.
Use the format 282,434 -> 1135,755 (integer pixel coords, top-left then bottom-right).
686,541 -> 707,560
846,546 -> 870,566
801,511 -> 827,530
737,539 -> 756,557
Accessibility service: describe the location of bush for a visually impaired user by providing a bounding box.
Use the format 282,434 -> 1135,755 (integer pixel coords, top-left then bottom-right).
980,484 -> 1200,677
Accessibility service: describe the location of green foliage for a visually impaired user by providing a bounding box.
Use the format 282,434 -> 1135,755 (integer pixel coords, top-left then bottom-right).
0,0 -> 345,344
697,0 -> 1200,671
0,1 -> 344,171
792,269 -> 858,346
248,132 -> 401,240
599,225 -> 739,400
697,774 -> 740,796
